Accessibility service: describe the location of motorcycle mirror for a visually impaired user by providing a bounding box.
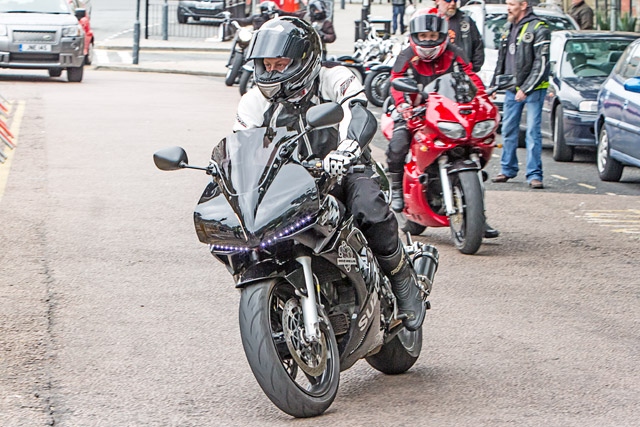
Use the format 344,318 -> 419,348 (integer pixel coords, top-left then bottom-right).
306,102 -> 344,129
153,146 -> 189,171
391,78 -> 419,93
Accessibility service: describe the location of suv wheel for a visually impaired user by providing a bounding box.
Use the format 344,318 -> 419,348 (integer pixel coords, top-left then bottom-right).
67,66 -> 84,83
48,68 -> 62,77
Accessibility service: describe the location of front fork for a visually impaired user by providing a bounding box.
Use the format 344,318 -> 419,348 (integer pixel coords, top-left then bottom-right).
437,153 -> 485,216
296,255 -> 321,343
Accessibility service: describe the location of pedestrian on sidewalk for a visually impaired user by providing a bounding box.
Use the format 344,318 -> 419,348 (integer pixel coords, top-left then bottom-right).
569,0 -> 594,30
307,0 -> 336,59
391,0 -> 413,35
491,0 -> 550,189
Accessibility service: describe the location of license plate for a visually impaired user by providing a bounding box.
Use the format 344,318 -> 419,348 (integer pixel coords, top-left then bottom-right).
19,44 -> 52,52
196,1 -> 218,9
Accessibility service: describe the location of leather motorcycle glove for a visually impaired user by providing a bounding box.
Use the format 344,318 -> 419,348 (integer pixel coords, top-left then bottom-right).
323,139 -> 362,180
393,102 -> 412,121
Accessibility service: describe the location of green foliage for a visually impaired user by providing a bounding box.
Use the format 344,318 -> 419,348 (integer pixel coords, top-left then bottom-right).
595,11 -> 638,32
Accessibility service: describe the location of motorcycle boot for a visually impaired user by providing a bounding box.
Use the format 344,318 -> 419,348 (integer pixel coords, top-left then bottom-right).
389,172 -> 404,212
377,242 -> 425,331
484,222 -> 500,239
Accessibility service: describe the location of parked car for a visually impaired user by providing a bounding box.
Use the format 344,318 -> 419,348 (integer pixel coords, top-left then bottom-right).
0,0 -> 86,82
461,1 -> 579,113
541,31 -> 638,162
69,0 -> 93,65
177,0 -> 250,24
594,38 -> 640,182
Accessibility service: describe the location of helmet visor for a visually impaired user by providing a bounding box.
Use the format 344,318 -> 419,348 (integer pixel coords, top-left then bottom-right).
409,14 -> 448,35
247,26 -> 310,60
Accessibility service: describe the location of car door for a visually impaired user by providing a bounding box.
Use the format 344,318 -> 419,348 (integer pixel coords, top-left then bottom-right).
601,44 -> 638,146
542,33 -> 566,138
615,44 -> 640,159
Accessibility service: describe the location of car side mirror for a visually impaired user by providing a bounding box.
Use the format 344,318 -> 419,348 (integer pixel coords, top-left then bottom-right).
623,77 -> 640,94
75,8 -> 86,20
306,102 -> 344,129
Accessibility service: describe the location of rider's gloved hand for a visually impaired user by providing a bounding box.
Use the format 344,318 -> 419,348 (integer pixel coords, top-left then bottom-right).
323,139 -> 362,178
392,102 -> 412,121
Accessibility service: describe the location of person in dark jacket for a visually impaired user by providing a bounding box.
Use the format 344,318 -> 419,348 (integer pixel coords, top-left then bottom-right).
307,0 -> 336,58
491,0 -> 550,189
435,0 -> 484,72
569,0 -> 594,30
391,0 -> 413,35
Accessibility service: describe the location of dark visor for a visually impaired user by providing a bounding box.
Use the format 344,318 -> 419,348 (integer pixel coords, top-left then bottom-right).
248,28 -> 309,60
409,14 -> 448,34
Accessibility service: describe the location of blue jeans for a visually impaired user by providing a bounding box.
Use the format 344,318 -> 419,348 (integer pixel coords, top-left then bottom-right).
392,5 -> 405,34
500,88 -> 546,182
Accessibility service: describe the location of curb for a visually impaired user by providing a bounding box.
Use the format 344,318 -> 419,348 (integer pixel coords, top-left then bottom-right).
92,64 -> 226,77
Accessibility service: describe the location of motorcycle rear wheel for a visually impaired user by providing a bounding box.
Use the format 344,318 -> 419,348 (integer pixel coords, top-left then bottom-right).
449,170 -> 484,255
366,327 -> 422,375
364,69 -> 390,107
239,279 -> 340,418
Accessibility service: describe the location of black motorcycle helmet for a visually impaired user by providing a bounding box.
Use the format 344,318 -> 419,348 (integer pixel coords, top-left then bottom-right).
259,1 -> 277,18
308,0 -> 327,21
247,17 -> 322,102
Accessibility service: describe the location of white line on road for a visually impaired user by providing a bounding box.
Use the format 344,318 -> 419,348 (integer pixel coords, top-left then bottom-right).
578,183 -> 596,190
94,49 -> 109,65
118,51 -> 133,64
551,174 -> 568,180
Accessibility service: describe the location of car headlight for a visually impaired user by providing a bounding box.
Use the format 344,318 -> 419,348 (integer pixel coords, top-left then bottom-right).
0,25 -> 7,37
437,122 -> 466,139
62,25 -> 81,37
472,120 -> 496,138
579,101 -> 597,113
238,28 -> 252,43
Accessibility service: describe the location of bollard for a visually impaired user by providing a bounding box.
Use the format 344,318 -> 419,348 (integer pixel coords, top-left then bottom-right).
162,0 -> 169,41
133,0 -> 141,64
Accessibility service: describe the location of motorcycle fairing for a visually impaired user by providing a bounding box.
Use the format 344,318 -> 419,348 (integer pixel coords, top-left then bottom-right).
194,127 -> 320,249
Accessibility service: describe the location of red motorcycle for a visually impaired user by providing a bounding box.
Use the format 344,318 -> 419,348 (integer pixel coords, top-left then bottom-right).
381,72 -> 513,254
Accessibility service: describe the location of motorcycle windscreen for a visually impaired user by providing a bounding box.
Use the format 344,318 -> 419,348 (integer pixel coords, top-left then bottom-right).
202,127 -> 320,247
425,72 -> 478,104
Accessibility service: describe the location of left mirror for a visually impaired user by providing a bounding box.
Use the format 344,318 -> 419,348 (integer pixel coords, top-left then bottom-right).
153,146 -> 188,171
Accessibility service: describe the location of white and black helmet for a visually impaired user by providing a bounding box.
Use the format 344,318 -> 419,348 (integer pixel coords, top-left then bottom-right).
247,17 -> 322,102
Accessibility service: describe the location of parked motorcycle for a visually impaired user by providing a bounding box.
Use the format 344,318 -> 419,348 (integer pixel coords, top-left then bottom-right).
363,40 -> 404,107
238,59 -> 254,95
153,102 -> 439,417
224,18 -> 253,87
381,73 -> 513,254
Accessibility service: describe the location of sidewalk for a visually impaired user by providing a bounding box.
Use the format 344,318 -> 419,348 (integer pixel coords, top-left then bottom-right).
93,2 -> 429,77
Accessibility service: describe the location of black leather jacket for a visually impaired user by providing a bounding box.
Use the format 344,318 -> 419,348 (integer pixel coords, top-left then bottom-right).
491,12 -> 551,95
448,9 -> 485,73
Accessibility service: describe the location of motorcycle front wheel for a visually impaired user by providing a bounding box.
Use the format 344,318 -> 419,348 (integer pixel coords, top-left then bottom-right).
225,53 -> 244,87
366,327 -> 422,374
449,170 -> 485,255
364,69 -> 390,107
239,279 -> 340,418
238,69 -> 254,96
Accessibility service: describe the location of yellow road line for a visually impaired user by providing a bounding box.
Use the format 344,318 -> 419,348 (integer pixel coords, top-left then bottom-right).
578,183 -> 596,190
0,100 -> 25,204
551,174 -> 568,180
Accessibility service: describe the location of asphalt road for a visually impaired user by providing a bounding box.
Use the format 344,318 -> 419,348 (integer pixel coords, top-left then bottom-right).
0,69 -> 638,426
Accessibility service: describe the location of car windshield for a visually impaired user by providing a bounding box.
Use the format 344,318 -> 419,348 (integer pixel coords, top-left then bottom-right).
484,13 -> 576,49
0,0 -> 71,13
561,39 -> 635,78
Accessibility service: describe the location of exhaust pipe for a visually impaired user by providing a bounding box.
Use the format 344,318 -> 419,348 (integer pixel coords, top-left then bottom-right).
412,243 -> 439,297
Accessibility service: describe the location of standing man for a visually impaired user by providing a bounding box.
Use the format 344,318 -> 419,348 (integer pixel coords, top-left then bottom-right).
391,0 -> 413,35
569,0 -> 594,30
491,0 -> 550,189
435,0 -> 485,72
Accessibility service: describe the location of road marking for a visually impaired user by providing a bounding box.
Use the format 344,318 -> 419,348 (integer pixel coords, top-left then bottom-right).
94,49 -> 109,64
578,183 -> 596,190
117,51 -> 133,64
0,100 -> 25,204
551,174 -> 568,180
577,209 -> 640,236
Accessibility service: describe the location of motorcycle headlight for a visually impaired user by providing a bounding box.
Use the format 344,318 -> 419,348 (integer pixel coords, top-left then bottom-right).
437,122 -> 466,139
579,101 -> 597,113
62,25 -> 81,37
472,120 -> 496,138
238,28 -> 252,43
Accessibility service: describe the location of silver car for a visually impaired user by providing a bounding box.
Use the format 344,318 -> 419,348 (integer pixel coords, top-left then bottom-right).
0,0 -> 86,82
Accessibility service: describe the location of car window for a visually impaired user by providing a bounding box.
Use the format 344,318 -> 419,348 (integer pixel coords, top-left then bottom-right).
0,0 -> 72,13
619,43 -> 640,79
484,13 -> 576,50
561,39 -> 634,78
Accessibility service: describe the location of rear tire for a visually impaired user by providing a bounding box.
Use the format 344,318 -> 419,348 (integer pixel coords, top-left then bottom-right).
84,40 -> 94,65
177,11 -> 187,24
597,126 -> 623,182
366,328 -> 422,374
239,279 -> 340,418
552,105 -> 574,162
449,170 -> 484,255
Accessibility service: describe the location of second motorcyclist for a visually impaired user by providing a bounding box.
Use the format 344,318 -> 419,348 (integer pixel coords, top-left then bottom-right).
387,8 -> 499,238
234,17 -> 427,331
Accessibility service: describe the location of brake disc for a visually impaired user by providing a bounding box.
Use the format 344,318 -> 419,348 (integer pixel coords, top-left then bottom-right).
282,298 -> 327,377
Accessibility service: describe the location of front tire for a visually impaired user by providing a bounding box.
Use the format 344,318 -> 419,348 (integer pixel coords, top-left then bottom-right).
239,279 -> 340,418
238,69 -> 254,95
67,65 -> 84,83
552,105 -> 574,162
364,69 -> 390,107
449,170 -> 484,255
366,328 -> 422,374
225,52 -> 243,87
597,126 -> 623,182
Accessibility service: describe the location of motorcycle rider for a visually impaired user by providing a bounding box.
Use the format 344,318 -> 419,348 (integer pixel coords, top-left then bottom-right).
386,8 -> 499,238
307,0 -> 336,59
235,16 -> 427,331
